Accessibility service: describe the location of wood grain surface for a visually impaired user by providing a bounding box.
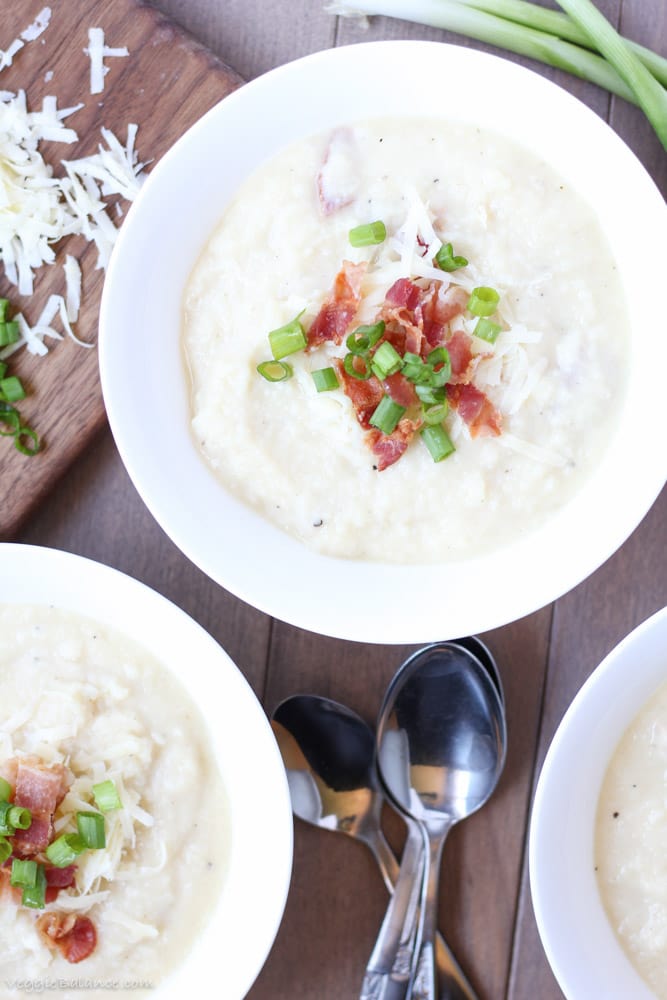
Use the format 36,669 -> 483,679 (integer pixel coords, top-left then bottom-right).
10,1 -> 667,998
0,0 -> 241,540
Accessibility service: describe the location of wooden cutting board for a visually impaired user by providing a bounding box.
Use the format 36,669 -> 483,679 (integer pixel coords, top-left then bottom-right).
0,0 -> 242,539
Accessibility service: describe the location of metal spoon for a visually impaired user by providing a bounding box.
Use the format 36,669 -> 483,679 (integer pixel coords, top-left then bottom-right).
271,693 -> 478,998
271,694 -> 398,892
376,642 -> 507,1000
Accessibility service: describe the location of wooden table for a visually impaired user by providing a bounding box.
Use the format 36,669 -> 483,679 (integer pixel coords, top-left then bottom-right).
14,2 -> 667,997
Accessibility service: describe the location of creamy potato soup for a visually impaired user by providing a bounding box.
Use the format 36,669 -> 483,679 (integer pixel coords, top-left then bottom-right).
0,605 -> 228,999
183,117 -> 629,563
596,679 -> 667,998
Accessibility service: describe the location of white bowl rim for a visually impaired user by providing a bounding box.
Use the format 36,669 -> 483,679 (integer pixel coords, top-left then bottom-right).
0,542 -> 293,1000
100,39 -> 667,644
529,605 -> 667,1000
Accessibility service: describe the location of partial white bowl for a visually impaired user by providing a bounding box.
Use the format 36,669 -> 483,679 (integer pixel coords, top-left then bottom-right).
99,40 -> 667,644
0,543 -> 293,1000
529,606 -> 667,999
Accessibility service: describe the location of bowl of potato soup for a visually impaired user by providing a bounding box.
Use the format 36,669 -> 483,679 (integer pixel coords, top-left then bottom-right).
100,40 -> 667,644
0,544 -> 292,1000
530,606 -> 667,1000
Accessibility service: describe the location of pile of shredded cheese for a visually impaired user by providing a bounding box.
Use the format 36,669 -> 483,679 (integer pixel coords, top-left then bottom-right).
0,13 -> 145,360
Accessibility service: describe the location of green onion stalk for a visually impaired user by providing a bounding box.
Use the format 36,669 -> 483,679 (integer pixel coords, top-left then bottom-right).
328,0 -> 667,151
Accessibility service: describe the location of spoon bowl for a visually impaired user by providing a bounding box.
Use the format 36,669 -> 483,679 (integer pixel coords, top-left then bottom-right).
271,695 -> 391,869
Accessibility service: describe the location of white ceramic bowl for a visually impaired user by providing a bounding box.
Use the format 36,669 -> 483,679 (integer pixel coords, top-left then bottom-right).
0,543 -> 293,1000
99,40 -> 667,644
530,606 -> 667,999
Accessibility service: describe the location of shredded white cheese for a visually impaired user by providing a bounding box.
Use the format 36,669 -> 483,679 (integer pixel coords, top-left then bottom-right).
84,27 -> 129,96
0,8 -> 52,71
0,87 -> 146,352
64,253 -> 81,321
20,7 -> 52,44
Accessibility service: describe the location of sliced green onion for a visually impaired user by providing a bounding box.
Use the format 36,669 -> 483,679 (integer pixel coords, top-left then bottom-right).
349,220 -> 386,247
473,318 -> 502,343
427,346 -> 452,385
8,806 -> 31,830
0,836 -> 11,864
11,858 -> 38,889
415,384 -> 446,405
0,405 -> 20,436
0,777 -> 11,801
268,313 -> 307,360
0,321 -> 19,348
76,811 -> 106,849
421,424 -> 456,462
468,286 -> 500,317
372,341 -> 403,378
346,330 -> 371,356
346,322 -> 386,355
343,353 -> 373,380
430,367 -> 451,389
401,359 -> 429,384
370,395 -> 406,435
0,801 -> 14,835
92,779 -> 122,813
356,321 -> 385,347
0,298 -> 8,322
422,401 -> 449,425
0,376 -> 25,402
21,863 -> 46,909
435,242 -> 469,272
46,832 -> 87,867
426,347 -> 447,366
14,427 -> 40,456
311,367 -> 340,392
257,360 -> 293,383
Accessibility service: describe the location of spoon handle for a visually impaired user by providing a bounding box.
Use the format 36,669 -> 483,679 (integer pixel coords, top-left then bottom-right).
365,825 -> 401,893
363,826 -> 478,1000
360,823 -> 424,1000
410,826 -> 459,1000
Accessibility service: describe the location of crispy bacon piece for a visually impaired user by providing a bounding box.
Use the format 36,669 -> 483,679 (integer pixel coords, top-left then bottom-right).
36,913 -> 97,964
334,359 -> 383,428
14,760 -> 67,815
316,128 -> 359,216
447,383 -> 502,438
10,759 -> 69,857
307,261 -> 366,349
383,373 -> 418,408
11,814 -> 52,857
368,418 -> 422,472
445,330 -> 474,381
380,306 -> 422,357
385,278 -> 422,311
418,284 -> 469,348
44,864 -> 77,888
